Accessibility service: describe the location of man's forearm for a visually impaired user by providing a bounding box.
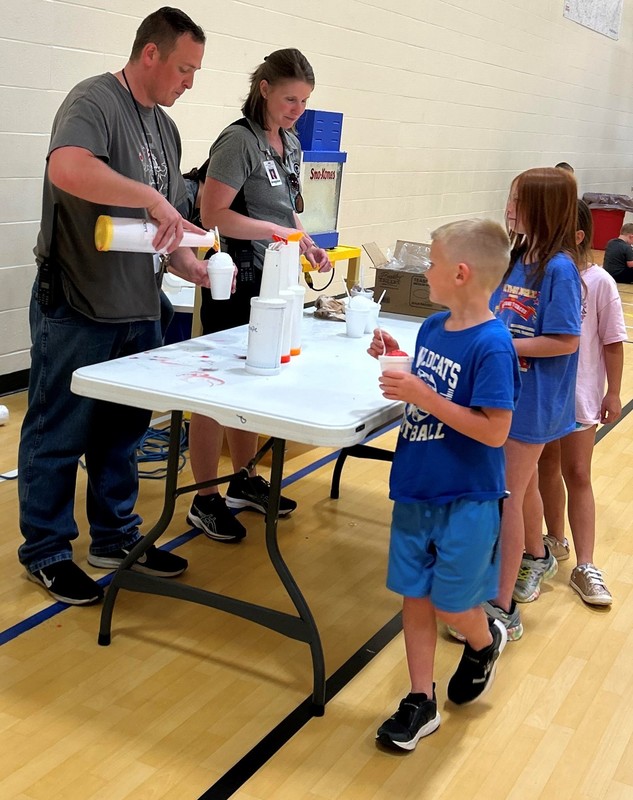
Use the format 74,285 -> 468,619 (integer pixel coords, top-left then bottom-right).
48,146 -> 160,209
168,247 -> 209,287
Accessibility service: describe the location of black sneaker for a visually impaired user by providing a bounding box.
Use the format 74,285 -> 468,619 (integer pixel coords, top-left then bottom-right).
376,689 -> 440,751
225,475 -> 297,516
447,618 -> 507,705
187,493 -> 246,543
87,543 -> 188,577
27,560 -> 104,605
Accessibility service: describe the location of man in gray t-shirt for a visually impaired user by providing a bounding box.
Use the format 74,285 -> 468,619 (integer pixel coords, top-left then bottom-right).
18,8 -> 209,605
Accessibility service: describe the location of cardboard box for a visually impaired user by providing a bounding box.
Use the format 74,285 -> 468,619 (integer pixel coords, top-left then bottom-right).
363,240 -> 445,318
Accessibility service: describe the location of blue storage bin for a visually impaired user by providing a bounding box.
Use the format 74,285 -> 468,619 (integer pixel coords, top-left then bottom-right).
296,110 -> 343,152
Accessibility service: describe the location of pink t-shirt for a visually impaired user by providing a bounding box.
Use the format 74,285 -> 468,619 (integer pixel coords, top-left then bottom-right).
576,265 -> 627,425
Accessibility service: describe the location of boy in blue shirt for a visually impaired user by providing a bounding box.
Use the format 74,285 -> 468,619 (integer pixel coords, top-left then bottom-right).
369,219 -> 521,752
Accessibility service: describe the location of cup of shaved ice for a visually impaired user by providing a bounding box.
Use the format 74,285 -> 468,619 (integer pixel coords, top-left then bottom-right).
378,349 -> 413,373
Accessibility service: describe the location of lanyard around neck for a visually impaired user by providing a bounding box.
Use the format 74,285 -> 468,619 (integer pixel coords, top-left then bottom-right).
121,69 -> 170,201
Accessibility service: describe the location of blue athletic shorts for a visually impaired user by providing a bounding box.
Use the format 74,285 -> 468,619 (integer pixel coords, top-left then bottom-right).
387,498 -> 501,612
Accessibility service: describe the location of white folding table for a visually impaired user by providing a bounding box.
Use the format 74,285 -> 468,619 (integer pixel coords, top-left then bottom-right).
71,311 -> 420,713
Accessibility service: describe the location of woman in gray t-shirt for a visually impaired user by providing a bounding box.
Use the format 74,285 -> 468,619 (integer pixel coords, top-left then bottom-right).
187,49 -> 330,544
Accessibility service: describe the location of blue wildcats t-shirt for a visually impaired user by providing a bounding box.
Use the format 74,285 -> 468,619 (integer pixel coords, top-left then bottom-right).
389,313 -> 521,505
491,251 -> 581,443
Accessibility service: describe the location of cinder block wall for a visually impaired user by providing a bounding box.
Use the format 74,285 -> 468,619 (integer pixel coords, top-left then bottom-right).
1,0 -> 632,379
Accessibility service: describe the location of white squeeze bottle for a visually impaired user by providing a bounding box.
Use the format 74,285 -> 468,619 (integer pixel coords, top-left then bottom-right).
279,240 -> 305,356
245,297 -> 287,376
94,215 -> 216,254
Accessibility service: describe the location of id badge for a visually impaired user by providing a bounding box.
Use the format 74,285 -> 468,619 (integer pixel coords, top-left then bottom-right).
263,160 -> 282,186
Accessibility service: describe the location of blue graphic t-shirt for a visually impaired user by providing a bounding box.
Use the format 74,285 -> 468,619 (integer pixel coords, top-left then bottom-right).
389,313 -> 521,505
490,251 -> 581,443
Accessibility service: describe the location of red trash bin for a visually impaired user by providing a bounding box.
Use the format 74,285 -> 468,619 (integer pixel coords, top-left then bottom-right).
590,209 -> 625,250
583,193 -> 633,250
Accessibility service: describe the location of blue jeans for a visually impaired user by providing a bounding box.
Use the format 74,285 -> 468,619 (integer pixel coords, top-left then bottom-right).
18,289 -> 162,572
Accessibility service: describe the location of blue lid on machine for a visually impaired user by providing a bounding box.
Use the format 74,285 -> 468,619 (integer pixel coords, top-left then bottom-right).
296,110 -> 343,152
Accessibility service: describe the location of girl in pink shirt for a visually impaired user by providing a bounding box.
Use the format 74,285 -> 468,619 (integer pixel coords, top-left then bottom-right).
537,200 -> 627,605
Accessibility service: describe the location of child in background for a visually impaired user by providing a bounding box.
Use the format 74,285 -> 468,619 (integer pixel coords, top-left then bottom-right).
370,219 -> 521,752
489,167 -> 581,639
537,199 -> 626,605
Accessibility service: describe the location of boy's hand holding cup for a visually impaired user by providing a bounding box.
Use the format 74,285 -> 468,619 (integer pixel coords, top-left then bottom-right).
378,352 -> 417,402
369,328 -> 414,397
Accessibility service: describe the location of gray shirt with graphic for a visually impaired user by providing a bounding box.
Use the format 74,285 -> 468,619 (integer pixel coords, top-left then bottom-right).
36,72 -> 186,322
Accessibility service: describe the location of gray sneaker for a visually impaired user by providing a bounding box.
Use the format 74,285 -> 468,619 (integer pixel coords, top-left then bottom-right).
513,546 -> 558,603
446,599 -> 523,643
570,563 -> 612,606
482,600 -> 523,641
543,534 -> 570,561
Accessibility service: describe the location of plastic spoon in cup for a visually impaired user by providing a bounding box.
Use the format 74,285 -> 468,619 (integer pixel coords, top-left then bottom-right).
378,327 -> 386,354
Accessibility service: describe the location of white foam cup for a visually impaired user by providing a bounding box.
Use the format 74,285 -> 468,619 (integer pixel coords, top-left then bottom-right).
207,252 -> 234,300
378,354 -> 413,373
346,304 -> 370,338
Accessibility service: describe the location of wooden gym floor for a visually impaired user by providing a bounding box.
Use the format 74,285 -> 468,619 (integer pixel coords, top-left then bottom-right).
0,281 -> 632,800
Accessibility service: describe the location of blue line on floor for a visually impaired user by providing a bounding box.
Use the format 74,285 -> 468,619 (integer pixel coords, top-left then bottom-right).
0,422 -> 398,647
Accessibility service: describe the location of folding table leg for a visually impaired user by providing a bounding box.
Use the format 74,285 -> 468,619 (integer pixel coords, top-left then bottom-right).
265,437 -> 326,713
98,410 -> 183,646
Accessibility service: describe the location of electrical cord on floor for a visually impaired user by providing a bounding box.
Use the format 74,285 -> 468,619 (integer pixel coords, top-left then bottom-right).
77,420 -> 188,480
137,421 -> 188,480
